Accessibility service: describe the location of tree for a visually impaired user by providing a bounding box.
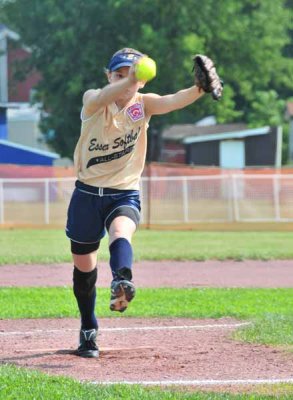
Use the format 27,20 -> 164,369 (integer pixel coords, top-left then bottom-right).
1,0 -> 292,161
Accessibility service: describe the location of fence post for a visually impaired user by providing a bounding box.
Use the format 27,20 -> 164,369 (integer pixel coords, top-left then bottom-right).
0,180 -> 4,224
44,179 -> 50,224
182,177 -> 189,223
226,175 -> 234,221
273,174 -> 281,221
231,175 -> 240,222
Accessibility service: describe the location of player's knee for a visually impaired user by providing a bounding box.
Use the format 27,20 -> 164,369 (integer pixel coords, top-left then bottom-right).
73,266 -> 97,297
106,206 -> 140,234
71,240 -> 100,255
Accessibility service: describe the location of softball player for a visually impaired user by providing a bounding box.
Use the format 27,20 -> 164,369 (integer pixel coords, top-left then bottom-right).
66,47 -> 219,358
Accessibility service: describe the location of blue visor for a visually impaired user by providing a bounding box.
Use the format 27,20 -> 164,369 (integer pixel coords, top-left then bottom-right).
108,52 -> 143,72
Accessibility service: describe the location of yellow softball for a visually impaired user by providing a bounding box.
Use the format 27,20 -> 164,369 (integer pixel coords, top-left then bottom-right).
135,56 -> 157,82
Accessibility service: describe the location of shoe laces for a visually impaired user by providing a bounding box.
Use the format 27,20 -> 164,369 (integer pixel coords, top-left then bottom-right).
81,329 -> 98,350
84,339 -> 98,350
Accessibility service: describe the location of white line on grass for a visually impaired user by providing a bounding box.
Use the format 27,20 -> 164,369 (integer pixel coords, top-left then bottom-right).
91,378 -> 293,386
0,321 -> 250,336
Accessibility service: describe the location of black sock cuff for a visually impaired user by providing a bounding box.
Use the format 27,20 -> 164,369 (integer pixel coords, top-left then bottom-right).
73,266 -> 97,278
73,266 -> 97,297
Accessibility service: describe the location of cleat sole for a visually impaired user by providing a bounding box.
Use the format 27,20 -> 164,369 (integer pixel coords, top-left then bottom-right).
110,281 -> 136,312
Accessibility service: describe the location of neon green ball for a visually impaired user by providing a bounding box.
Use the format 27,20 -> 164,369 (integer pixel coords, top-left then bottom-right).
135,57 -> 157,82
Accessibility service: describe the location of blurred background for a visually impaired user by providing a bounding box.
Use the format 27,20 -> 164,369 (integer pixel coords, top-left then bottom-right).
0,0 -> 292,227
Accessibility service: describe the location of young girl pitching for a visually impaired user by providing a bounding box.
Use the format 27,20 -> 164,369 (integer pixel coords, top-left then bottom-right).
66,47 -> 222,358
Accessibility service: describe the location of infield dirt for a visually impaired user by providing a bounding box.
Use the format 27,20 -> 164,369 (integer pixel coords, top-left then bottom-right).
1,259 -> 293,288
1,260 -> 293,394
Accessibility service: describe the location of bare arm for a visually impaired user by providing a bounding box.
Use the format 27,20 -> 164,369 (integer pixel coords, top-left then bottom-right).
143,86 -> 204,116
83,66 -> 138,117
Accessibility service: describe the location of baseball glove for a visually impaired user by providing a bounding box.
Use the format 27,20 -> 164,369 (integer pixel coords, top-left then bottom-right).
192,54 -> 223,100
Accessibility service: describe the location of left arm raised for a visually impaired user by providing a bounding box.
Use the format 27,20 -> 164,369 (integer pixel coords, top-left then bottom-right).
143,85 -> 204,116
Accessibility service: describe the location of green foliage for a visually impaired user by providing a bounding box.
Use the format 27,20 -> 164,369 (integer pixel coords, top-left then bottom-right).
1,0 -> 292,158
248,90 -> 286,127
282,121 -> 290,165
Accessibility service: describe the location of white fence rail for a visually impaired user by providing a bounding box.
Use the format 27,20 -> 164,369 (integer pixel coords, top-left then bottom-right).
1,175 -> 293,226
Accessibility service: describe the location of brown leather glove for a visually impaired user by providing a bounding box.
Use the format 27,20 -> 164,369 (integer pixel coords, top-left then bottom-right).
193,54 -> 223,100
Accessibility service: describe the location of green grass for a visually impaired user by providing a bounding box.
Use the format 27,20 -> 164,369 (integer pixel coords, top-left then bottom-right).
1,364 -> 293,400
1,228 -> 293,398
1,287 -> 293,347
1,287 -> 293,320
234,315 -> 293,346
1,229 -> 293,264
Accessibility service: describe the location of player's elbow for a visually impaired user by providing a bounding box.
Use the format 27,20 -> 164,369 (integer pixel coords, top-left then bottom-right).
83,90 -> 104,113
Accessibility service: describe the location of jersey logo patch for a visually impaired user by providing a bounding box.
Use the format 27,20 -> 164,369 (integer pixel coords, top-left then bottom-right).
126,103 -> 144,121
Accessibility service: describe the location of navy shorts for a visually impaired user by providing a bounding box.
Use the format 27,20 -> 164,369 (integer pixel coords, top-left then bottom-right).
66,180 -> 141,244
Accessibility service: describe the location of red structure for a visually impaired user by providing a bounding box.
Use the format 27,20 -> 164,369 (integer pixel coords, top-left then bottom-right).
7,44 -> 41,103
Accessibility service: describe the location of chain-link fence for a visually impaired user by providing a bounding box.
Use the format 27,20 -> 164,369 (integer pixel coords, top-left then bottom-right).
1,175 -> 293,226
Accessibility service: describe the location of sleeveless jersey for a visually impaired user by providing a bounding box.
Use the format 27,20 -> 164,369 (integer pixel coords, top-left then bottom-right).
74,91 -> 150,190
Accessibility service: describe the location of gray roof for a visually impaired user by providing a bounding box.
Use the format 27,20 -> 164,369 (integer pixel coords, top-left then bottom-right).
162,123 -> 248,141
0,139 -> 59,159
183,126 -> 270,144
0,24 -> 19,40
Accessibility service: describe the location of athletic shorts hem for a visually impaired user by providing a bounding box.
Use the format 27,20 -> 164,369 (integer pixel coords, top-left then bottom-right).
65,233 -> 103,245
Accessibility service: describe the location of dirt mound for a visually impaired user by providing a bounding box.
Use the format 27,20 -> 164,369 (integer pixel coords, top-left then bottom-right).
1,317 -> 293,387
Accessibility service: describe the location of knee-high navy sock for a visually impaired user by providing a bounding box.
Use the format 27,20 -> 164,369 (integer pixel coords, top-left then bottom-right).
73,266 -> 98,330
109,238 -> 133,280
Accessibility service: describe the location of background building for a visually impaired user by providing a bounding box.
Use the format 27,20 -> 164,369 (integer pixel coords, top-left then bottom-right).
161,123 -> 282,168
0,24 -> 60,165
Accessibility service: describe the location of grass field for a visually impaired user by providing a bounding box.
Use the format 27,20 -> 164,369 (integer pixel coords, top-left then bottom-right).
1,287 -> 293,347
1,229 -> 293,264
1,287 -> 293,346
2,364 -> 293,400
1,228 -> 293,399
